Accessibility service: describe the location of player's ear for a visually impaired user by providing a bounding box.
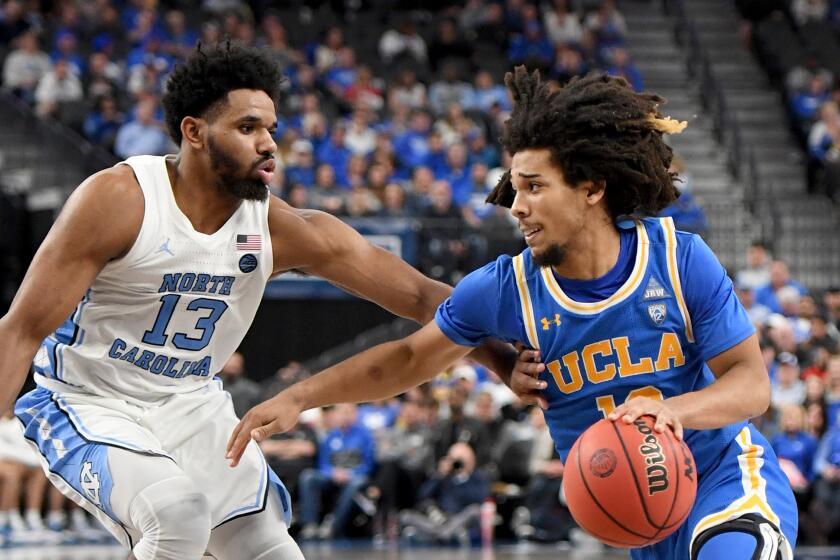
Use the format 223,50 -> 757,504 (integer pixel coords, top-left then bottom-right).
181,117 -> 206,149
584,180 -> 607,205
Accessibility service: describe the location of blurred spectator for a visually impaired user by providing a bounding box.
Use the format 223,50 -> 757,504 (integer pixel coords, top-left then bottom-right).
791,75 -> 831,131
285,139 -> 316,187
344,186 -> 382,218
309,164 -> 346,215
543,0 -> 583,47
370,399 -> 436,532
324,47 -> 357,100
380,183 -> 416,217
584,0 -> 627,52
787,55 -> 833,97
0,0 -> 34,45
316,124 -> 351,186
260,361 -> 309,399
826,356 -> 840,428
85,52 -> 122,101
3,30 -> 50,102
219,351 -> 261,419
508,21 -> 554,70
736,283 -> 772,326
772,404 -> 818,492
606,47 -> 643,92
261,419 -> 318,501
659,155 -> 708,235
470,71 -> 511,113
755,260 -> 808,314
434,384 -> 491,468
399,442 -> 489,545
792,0 -> 829,25
512,407 -> 575,542
33,58 -> 82,118
772,352 -> 806,408
550,45 -> 588,83
315,26 -> 345,73
427,18 -> 472,74
419,180 -> 469,283
737,240 -> 772,291
358,399 -> 400,434
378,15 -> 428,67
298,403 -> 376,539
825,286 -> 840,331
345,66 -> 384,112
388,68 -> 427,111
429,63 -> 474,116
113,97 -> 171,159
345,108 -> 377,155
809,418 -> 840,544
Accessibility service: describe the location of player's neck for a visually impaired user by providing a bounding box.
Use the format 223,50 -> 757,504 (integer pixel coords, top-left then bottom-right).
551,221 -> 620,280
166,154 -> 242,235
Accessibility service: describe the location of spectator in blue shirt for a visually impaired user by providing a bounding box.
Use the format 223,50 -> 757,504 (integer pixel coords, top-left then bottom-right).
606,47 -> 643,92
298,403 -> 376,539
442,143 -> 474,207
394,110 -> 432,171
83,95 -> 124,151
285,139 -> 316,188
810,421 -> 840,543
470,71 -> 511,112
316,124 -> 352,188
423,131 -> 449,178
791,75 -> 830,123
508,21 -> 554,69
755,260 -> 808,314
772,404 -> 818,492
113,97 -> 170,159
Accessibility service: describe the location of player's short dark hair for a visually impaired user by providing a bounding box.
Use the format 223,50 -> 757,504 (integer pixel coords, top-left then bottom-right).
487,67 -> 685,220
162,41 -> 283,145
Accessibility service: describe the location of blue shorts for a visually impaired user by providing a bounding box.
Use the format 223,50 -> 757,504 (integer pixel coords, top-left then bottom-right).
631,424 -> 797,560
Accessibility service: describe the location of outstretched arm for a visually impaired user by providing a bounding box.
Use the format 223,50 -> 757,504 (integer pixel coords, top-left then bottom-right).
226,321 -> 472,465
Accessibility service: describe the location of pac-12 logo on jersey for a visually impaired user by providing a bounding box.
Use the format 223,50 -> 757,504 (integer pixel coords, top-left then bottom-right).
647,303 -> 667,326
80,462 -> 102,506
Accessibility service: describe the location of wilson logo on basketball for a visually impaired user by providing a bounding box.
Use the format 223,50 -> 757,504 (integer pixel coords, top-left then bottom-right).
633,418 -> 670,495
589,448 -> 617,478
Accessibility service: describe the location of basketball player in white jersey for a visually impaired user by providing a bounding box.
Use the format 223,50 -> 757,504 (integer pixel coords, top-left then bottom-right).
0,43 -> 537,559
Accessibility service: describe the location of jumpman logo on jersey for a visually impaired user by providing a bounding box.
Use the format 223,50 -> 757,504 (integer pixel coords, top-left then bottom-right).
156,238 -> 174,257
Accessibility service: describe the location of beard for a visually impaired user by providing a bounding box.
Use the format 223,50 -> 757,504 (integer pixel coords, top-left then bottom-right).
207,137 -> 269,201
532,243 -> 567,268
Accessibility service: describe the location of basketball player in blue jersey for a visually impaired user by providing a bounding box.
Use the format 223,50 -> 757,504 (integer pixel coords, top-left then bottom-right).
0,43 -> 532,560
230,68 -> 798,560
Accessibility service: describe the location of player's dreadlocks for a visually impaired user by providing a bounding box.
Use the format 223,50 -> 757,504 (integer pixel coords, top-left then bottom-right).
162,40 -> 284,145
487,67 -> 686,220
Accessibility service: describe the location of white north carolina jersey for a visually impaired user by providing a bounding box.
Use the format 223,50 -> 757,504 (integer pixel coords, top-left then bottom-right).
33,155 -> 273,403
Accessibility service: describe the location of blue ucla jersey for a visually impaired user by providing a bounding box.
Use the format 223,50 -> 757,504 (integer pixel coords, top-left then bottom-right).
436,217 -> 755,475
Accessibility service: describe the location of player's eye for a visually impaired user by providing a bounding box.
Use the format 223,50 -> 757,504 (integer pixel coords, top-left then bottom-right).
529,182 -> 540,192
240,125 -> 254,133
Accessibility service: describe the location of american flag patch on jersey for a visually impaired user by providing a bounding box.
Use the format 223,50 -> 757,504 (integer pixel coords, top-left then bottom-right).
236,234 -> 261,251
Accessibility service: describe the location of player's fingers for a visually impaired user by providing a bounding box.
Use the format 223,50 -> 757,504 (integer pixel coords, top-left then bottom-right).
672,418 -> 684,441
226,420 -> 245,456
227,419 -> 258,466
653,413 -> 670,434
511,371 -> 547,391
515,360 -> 545,376
514,341 -> 525,352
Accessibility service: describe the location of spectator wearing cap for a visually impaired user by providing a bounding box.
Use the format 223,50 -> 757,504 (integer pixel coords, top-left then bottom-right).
772,352 -> 806,409
755,260 -> 808,314
285,139 -> 316,188
737,240 -> 772,291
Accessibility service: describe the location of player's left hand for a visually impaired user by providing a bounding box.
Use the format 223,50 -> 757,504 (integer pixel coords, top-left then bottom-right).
608,397 -> 684,441
510,342 -> 549,410
226,392 -> 303,467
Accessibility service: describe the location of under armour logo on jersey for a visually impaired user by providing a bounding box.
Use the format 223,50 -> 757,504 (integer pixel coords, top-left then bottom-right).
643,277 -> 670,300
80,462 -> 102,506
541,314 -> 562,330
155,238 -> 175,257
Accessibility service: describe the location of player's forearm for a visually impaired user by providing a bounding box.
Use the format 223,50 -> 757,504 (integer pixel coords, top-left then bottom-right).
286,339 -> 448,411
467,340 -> 518,385
0,317 -> 42,413
665,362 -> 770,430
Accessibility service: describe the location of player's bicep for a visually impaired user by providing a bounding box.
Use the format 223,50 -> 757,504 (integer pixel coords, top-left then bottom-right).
4,167 -> 141,342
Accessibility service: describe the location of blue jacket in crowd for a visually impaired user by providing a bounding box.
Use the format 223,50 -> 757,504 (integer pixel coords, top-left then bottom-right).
317,424 -> 376,479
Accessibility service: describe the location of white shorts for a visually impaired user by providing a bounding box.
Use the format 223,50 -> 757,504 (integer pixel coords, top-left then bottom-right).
0,416 -> 39,467
14,380 -> 291,548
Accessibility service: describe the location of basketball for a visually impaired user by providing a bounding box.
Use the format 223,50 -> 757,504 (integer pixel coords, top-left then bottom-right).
563,416 -> 697,548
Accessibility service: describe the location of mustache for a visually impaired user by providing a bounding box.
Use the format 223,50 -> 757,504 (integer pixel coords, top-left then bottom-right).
250,156 -> 273,171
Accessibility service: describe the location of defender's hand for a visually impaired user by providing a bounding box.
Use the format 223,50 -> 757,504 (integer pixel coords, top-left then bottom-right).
511,342 -> 549,410
226,394 -> 303,467
608,397 -> 684,441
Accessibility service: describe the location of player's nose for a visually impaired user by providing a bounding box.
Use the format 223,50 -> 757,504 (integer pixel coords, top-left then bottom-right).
257,128 -> 277,155
510,190 -> 528,219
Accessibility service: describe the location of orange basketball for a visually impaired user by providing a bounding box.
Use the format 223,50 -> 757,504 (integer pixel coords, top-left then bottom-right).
564,416 -> 697,548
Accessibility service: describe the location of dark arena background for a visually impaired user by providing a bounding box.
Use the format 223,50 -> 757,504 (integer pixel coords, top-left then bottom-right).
2,0 -> 840,558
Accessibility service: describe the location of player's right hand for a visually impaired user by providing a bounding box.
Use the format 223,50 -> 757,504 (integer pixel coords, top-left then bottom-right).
510,342 -> 549,410
226,393 -> 302,467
